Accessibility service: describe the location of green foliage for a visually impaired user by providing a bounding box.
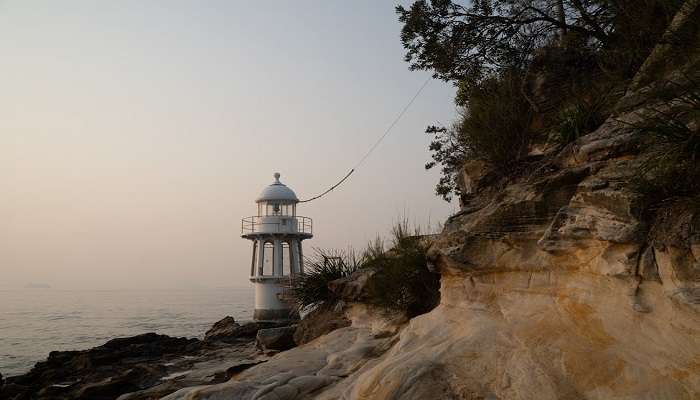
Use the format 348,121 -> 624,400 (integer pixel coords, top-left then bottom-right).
289,249 -> 360,311
425,124 -> 467,202
457,71 -> 534,167
363,220 -> 440,317
426,71 -> 533,201
556,98 -> 608,143
400,0 -> 683,202
631,80 -> 700,200
290,221 -> 441,318
395,0 -> 617,84
396,0 -> 681,84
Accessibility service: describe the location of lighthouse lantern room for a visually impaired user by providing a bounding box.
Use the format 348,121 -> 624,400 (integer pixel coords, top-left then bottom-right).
241,173 -> 312,320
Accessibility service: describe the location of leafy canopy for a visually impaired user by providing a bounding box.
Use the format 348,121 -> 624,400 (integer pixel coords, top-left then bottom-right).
397,0 -> 616,84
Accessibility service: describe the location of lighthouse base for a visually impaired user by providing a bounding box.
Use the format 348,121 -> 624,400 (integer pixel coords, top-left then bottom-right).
254,308 -> 299,321
252,281 -> 299,321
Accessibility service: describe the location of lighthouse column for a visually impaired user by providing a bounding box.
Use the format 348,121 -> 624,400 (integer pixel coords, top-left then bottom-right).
298,241 -> 305,274
273,239 -> 283,276
250,239 -> 257,277
290,239 -> 299,274
257,240 -> 265,276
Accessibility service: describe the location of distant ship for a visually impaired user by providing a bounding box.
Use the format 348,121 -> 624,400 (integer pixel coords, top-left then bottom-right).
24,283 -> 51,289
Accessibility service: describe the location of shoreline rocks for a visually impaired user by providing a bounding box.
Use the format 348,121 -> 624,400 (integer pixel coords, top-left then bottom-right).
0,318 -> 298,400
204,316 -> 295,343
256,325 -> 298,351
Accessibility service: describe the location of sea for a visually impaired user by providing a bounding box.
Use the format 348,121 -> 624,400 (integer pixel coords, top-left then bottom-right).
0,287 -> 254,377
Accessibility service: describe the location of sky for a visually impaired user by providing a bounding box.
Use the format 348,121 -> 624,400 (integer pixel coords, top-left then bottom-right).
0,1 -> 457,290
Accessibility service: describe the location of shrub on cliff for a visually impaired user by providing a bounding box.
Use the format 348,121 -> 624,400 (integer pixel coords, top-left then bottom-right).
289,249 -> 360,311
426,70 -> 534,200
632,79 -> 700,200
556,95 -> 610,144
363,220 -> 440,317
290,221 -> 440,318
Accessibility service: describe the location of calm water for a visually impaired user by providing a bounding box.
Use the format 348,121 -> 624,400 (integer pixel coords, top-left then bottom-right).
0,287 -> 253,377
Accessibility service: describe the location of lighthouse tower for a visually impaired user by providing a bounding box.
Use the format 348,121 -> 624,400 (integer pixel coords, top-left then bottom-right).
241,173 -> 312,320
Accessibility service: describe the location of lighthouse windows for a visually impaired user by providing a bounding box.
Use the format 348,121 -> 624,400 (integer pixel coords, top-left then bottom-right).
257,201 -> 296,217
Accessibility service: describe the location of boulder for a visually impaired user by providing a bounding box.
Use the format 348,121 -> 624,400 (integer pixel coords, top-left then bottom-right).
256,326 -> 298,351
204,317 -> 292,343
204,316 -> 240,342
294,305 -> 351,345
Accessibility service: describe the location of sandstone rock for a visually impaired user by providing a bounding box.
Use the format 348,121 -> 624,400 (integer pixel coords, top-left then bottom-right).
457,159 -> 489,194
639,246 -> 661,281
161,315 -> 399,400
327,270 -> 374,302
294,305 -> 351,345
256,326 -> 298,351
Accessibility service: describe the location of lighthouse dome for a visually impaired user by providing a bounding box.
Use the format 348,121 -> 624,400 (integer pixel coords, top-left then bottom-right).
256,172 -> 299,203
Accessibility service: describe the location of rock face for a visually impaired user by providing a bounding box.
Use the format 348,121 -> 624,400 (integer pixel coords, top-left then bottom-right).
256,326 -> 298,351
294,305 -> 351,346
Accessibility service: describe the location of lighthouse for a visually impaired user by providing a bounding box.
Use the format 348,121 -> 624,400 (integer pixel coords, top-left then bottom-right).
241,173 -> 312,320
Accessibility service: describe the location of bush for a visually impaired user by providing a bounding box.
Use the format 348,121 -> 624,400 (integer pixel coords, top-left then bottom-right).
424,124 -> 468,202
290,221 -> 441,319
457,71 -> 534,168
363,220 -> 440,317
631,79 -> 700,200
426,70 -> 534,201
556,97 -> 608,144
289,249 -> 360,311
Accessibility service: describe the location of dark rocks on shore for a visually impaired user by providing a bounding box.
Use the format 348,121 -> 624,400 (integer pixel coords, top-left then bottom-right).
204,315 -> 295,343
0,317 -> 297,400
1,333 -> 199,400
256,325 -> 298,351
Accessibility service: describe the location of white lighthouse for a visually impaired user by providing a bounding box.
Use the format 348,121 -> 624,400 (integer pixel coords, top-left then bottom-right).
241,173 -> 312,320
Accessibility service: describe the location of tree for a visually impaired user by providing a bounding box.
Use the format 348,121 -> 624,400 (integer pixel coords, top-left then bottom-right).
396,0 -> 616,83
403,0 -> 684,202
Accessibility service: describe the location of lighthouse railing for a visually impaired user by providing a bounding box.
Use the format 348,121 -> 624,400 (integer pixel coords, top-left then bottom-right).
241,216 -> 313,235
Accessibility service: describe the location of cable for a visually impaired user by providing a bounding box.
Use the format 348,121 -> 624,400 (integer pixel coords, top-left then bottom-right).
298,76 -> 432,203
298,169 -> 354,203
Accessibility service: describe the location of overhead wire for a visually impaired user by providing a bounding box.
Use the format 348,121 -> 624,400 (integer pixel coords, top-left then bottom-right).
298,76 -> 432,203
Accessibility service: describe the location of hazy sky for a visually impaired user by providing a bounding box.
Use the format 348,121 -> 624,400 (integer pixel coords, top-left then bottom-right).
1,1 -> 457,290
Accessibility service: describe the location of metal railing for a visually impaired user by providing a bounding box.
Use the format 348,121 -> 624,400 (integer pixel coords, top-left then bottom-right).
241,216 -> 313,235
